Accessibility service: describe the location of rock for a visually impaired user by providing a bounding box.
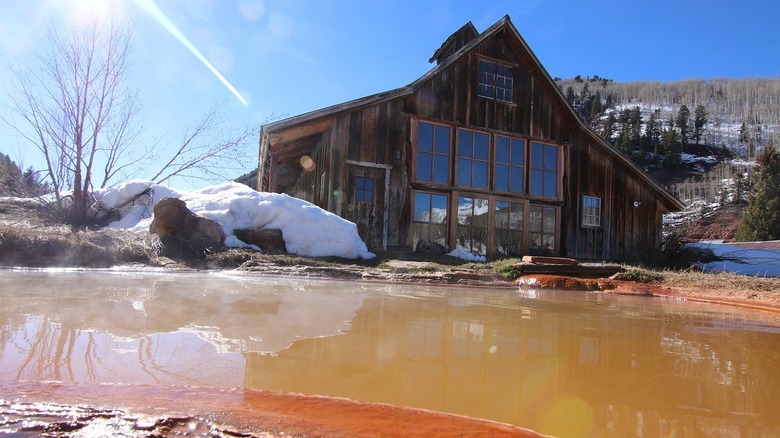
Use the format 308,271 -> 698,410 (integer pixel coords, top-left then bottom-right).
517,274 -> 615,291
521,255 -> 578,265
234,228 -> 286,252
149,197 -> 224,245
415,239 -> 448,255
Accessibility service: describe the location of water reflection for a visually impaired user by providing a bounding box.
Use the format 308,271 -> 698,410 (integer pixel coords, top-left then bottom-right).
1,270 -> 779,437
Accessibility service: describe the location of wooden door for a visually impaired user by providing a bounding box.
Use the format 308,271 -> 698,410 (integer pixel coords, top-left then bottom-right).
344,165 -> 385,251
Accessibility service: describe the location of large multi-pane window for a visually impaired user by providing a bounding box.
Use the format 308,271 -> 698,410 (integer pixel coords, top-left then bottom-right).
456,129 -> 489,189
530,142 -> 558,198
416,122 -> 450,184
529,205 -> 556,256
494,136 -> 525,193
412,118 -> 564,258
494,200 -> 523,257
477,59 -> 513,102
456,196 -> 489,256
414,192 -> 449,247
582,195 -> 601,227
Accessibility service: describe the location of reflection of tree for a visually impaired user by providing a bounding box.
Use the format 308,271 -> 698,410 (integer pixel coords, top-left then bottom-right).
456,197 -> 489,255
495,201 -> 523,257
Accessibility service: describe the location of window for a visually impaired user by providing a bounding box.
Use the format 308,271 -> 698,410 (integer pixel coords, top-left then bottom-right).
456,196 -> 489,256
529,205 -> 556,256
477,59 -> 513,102
456,129 -> 489,189
494,200 -> 523,257
494,136 -> 525,193
354,177 -> 374,202
582,196 -> 601,227
529,142 -> 558,198
416,121 -> 450,184
414,192 -> 449,247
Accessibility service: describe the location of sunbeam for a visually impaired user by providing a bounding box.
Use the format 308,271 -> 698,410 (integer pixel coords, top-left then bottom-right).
134,0 -> 248,106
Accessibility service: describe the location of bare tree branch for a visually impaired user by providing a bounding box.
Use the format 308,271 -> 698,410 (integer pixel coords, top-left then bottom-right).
1,11 -> 141,225
149,102 -> 257,185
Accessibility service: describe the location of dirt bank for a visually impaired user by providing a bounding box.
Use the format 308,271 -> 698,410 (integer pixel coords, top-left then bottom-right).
1,198 -> 779,311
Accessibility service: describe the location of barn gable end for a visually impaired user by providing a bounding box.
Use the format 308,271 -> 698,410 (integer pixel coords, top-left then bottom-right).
258,15 -> 682,261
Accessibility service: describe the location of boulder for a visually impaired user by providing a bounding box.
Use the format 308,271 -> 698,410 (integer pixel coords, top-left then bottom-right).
415,239 -> 448,255
149,197 -> 224,245
234,228 -> 286,252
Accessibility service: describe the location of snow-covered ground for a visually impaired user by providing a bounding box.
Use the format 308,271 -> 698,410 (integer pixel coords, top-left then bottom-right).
687,241 -> 780,277
94,180 -> 486,262
96,180 -> 376,260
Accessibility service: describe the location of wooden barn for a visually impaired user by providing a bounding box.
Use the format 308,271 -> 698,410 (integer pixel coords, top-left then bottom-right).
257,15 -> 683,261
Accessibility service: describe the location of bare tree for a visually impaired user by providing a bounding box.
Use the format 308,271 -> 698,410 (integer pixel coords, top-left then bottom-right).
148,103 -> 256,186
3,14 -> 141,225
3,14 -> 257,225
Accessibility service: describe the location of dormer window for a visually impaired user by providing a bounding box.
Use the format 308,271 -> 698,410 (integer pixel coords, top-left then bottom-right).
477,59 -> 513,102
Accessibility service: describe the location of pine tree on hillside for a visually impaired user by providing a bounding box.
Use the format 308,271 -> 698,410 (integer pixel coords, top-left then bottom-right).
565,86 -> 575,106
643,110 -> 662,155
736,146 -> 780,241
693,104 -> 708,145
675,105 -> 691,145
591,91 -> 603,118
663,116 -> 681,167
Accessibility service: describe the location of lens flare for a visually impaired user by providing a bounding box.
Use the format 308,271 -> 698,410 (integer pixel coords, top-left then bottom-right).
134,0 -> 249,106
299,155 -> 316,172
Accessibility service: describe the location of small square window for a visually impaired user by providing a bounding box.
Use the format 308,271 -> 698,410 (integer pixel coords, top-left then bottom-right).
355,176 -> 375,202
582,195 -> 601,227
477,59 -> 513,103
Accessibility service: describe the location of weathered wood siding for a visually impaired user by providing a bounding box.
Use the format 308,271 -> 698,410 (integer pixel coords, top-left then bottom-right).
260,18 -> 678,260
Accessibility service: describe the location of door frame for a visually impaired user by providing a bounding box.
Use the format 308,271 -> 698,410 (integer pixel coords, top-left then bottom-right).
345,159 -> 392,250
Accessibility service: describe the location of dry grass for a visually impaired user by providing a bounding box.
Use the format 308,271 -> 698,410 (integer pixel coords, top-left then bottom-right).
659,268 -> 780,292
1,197 -> 778,299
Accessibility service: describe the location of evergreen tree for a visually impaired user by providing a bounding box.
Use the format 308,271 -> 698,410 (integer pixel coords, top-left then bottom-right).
629,106 -> 643,146
693,104 -> 708,144
675,105 -> 691,145
663,116 -> 680,167
602,112 -> 616,141
591,90 -> 603,118
736,146 -> 780,241
0,154 -> 48,196
565,86 -> 576,106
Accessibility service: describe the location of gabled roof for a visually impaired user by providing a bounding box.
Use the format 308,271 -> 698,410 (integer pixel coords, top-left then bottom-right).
429,21 -> 478,64
261,15 -> 684,211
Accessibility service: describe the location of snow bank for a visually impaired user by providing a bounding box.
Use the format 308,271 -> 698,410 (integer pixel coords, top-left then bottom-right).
95,180 -> 375,259
447,248 -> 487,263
687,241 -> 780,277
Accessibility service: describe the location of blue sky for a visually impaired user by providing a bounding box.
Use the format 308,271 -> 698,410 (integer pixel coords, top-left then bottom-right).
1,0 -> 778,189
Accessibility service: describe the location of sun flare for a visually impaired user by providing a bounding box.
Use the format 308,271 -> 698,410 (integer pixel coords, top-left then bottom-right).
134,0 -> 249,106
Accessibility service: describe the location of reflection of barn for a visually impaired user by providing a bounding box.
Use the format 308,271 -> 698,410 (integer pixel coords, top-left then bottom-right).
258,15 -> 683,261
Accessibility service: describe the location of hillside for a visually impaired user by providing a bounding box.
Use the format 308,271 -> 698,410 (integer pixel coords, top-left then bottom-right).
552,76 -> 780,241
556,76 -> 780,154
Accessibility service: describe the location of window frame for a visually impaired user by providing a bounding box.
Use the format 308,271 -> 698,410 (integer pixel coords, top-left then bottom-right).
529,142 -> 559,199
415,121 -> 451,185
456,128 -> 489,189
413,191 -> 449,248
477,59 -> 514,103
455,195 -> 490,256
494,198 -> 524,257
581,195 -> 602,228
528,204 -> 557,256
354,176 -> 375,203
493,135 -> 525,194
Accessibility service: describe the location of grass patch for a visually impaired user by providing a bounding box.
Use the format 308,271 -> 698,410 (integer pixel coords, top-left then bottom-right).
485,258 -> 524,280
613,266 -> 665,283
